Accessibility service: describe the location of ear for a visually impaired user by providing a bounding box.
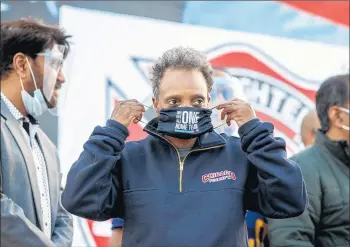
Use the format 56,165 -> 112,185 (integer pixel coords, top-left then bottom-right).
309,130 -> 316,143
12,53 -> 28,78
152,97 -> 160,114
328,106 -> 343,128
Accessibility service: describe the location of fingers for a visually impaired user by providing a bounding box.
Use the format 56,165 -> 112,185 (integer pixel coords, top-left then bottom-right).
132,113 -> 143,124
226,112 -> 235,126
220,107 -> 236,120
111,99 -> 146,127
217,102 -> 238,120
125,100 -> 144,124
116,100 -> 146,113
129,109 -> 144,123
214,98 -> 255,128
121,99 -> 146,110
231,97 -> 245,102
216,99 -> 241,110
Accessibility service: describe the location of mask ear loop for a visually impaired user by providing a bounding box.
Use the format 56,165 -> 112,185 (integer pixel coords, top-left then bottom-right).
19,76 -> 25,91
25,57 -> 39,90
209,104 -> 228,130
213,122 -> 227,130
338,107 -> 350,131
133,104 -> 160,132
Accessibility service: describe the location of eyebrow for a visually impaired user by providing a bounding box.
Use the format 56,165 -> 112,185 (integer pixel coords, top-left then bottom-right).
191,94 -> 206,99
164,94 -> 182,101
164,94 -> 206,101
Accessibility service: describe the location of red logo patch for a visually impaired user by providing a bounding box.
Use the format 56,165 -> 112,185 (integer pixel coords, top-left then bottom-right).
202,170 -> 236,183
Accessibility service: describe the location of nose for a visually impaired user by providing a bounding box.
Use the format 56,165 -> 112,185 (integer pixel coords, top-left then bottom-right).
57,69 -> 66,84
180,100 -> 194,107
180,104 -> 194,108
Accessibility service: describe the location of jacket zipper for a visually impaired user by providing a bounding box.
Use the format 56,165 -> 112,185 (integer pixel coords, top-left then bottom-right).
145,129 -> 225,192
179,145 -> 225,192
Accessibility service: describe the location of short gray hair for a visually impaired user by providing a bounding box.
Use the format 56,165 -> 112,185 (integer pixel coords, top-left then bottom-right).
150,46 -> 213,98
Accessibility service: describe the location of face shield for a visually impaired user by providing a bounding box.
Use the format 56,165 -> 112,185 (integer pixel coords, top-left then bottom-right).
37,44 -> 70,116
209,71 -> 246,137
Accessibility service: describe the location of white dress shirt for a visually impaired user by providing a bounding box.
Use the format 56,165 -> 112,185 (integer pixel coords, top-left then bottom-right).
1,92 -> 52,238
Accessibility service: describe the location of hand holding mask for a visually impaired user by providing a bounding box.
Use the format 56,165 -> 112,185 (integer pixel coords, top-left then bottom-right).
216,98 -> 256,127
110,99 -> 146,127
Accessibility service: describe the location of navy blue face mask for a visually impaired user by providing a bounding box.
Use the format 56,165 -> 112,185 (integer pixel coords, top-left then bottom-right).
157,107 -> 213,139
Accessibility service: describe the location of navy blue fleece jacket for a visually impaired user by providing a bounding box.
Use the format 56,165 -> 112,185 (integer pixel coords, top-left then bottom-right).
62,118 -> 307,247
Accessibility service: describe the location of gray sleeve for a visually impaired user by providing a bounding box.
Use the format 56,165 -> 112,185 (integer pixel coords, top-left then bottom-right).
1,193 -> 56,247
51,175 -> 73,247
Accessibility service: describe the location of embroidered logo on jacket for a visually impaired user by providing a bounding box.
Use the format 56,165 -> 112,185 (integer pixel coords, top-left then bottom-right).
202,170 -> 236,183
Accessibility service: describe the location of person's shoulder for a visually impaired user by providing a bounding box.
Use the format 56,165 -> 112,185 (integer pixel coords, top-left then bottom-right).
220,133 -> 240,144
122,136 -> 156,162
290,145 -> 324,196
219,133 -> 242,151
289,145 -> 324,175
124,135 -> 153,151
290,145 -> 320,165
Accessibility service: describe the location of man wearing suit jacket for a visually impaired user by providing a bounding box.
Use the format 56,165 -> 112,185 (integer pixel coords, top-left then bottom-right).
1,18 -> 73,247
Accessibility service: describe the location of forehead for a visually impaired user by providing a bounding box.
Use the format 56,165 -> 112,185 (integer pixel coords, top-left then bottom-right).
159,68 -> 208,97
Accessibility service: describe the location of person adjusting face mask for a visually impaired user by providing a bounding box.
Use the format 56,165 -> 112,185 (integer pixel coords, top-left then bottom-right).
62,46 -> 307,247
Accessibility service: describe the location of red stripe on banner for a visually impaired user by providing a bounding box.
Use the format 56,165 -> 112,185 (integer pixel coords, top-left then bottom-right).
279,1 -> 350,27
87,220 -> 109,247
209,52 -> 317,101
127,122 -> 148,141
255,111 -> 295,139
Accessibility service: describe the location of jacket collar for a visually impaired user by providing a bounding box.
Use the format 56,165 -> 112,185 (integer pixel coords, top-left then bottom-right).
144,117 -> 227,149
1,98 -> 13,121
315,130 -> 349,166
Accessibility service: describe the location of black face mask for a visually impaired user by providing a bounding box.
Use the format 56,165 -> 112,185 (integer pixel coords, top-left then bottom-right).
157,107 -> 213,139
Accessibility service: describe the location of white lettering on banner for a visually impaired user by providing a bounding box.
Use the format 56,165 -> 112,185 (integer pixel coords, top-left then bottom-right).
225,69 -> 314,135
283,97 -> 304,125
269,86 -> 288,113
175,111 -> 199,133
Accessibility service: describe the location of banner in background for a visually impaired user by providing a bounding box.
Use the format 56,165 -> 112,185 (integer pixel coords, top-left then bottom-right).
280,1 -> 349,27
59,6 -> 349,246
182,1 -> 349,46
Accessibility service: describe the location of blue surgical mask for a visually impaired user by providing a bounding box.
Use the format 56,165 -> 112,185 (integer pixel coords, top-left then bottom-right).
339,107 -> 350,131
19,57 -> 48,119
